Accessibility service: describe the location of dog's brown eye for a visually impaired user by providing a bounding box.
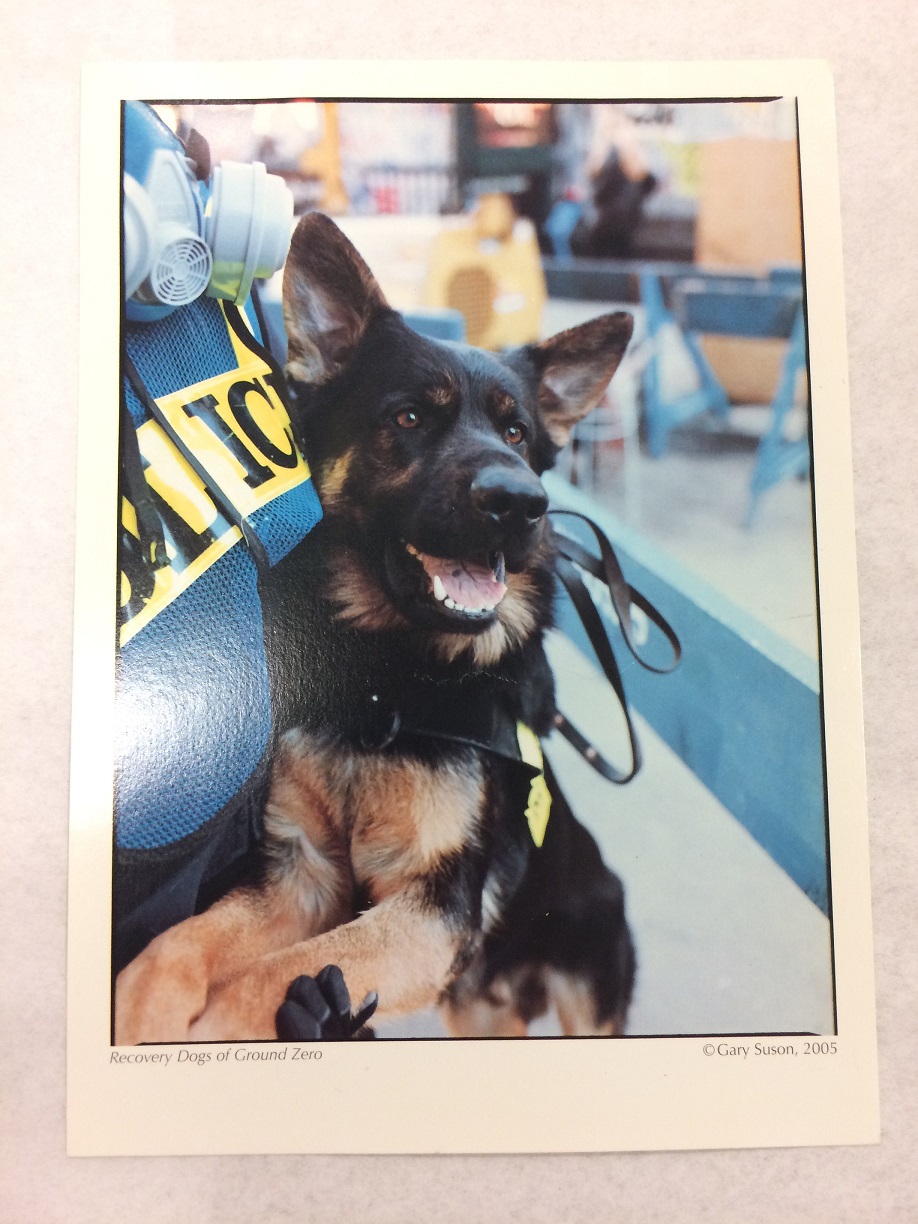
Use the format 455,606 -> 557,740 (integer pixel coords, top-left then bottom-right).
504,422 -> 526,445
394,409 -> 421,429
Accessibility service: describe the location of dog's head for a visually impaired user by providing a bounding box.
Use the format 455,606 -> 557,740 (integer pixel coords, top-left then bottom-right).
283,212 -> 632,665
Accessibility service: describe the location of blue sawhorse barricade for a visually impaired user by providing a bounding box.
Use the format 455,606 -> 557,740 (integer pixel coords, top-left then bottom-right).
541,254 -> 809,525
670,269 -> 812,526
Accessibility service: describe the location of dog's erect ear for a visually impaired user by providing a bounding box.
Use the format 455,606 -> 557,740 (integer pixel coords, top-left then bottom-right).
282,212 -> 389,385
530,312 -> 634,448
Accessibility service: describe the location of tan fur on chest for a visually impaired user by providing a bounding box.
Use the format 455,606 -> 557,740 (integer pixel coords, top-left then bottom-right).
266,729 -> 484,910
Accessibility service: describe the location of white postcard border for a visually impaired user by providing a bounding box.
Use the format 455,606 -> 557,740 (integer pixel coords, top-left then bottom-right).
68,59 -> 878,1156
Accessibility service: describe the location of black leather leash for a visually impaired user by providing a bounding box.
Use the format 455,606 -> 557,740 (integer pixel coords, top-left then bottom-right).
549,509 -> 681,785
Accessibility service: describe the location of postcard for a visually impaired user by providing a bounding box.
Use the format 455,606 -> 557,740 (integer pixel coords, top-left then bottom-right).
69,59 -> 878,1155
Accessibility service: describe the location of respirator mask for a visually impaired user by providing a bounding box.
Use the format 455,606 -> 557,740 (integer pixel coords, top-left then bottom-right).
123,100 -> 294,322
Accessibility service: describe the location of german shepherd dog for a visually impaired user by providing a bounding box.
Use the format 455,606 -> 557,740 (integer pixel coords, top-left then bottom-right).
115,213 -> 636,1043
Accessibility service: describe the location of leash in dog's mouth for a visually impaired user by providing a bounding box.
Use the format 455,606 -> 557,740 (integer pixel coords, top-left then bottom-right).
403,542 -> 508,619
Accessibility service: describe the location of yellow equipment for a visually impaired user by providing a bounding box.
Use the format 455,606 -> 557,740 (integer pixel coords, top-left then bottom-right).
299,102 -> 349,215
423,194 -> 546,349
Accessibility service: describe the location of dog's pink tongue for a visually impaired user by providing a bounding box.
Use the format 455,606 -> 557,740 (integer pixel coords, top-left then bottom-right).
419,553 -> 506,609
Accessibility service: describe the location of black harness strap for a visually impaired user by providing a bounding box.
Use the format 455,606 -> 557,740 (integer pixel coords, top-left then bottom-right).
233,286 -> 290,394
224,294 -> 293,411
119,396 -> 169,573
358,512 -> 682,792
123,351 -> 271,573
333,511 -> 681,791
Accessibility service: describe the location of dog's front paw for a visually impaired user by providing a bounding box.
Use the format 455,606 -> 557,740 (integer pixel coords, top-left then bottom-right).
276,966 -> 379,1040
186,964 -> 379,1042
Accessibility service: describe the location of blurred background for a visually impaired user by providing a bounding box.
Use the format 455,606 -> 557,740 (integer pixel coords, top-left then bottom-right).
152,98 -> 829,1038
159,97 -> 813,654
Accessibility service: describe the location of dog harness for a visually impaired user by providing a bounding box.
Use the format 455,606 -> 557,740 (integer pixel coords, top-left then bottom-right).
297,515 -> 680,850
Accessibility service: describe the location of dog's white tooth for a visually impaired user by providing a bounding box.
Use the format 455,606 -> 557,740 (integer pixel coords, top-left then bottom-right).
433,575 -> 447,602
444,597 -> 456,609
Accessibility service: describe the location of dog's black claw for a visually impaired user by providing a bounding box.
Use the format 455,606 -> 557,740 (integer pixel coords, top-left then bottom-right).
314,964 -> 351,1023
352,990 -> 379,1031
285,974 -> 332,1029
275,967 -> 378,1040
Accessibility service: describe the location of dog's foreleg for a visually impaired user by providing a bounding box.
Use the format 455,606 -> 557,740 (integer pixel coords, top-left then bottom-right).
187,890 -> 470,1041
114,884 -> 315,1045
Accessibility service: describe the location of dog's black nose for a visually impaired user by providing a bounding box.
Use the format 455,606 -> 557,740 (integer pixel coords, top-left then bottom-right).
470,465 -> 548,526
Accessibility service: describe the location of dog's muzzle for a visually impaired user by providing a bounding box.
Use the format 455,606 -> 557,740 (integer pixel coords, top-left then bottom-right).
381,464 -> 549,631
469,465 -> 549,546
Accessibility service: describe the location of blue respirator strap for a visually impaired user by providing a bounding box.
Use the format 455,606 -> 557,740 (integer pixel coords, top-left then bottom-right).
123,351 -> 271,572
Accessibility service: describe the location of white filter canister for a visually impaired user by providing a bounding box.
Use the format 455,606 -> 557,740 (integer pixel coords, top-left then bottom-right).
123,176 -> 213,307
147,224 -> 213,306
206,162 -> 294,304
122,174 -> 160,300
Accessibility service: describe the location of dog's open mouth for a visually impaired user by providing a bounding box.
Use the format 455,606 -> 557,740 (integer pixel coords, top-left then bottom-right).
403,542 -> 507,622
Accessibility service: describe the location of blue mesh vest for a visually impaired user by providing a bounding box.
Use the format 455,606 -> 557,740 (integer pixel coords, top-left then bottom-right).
114,291 -> 322,972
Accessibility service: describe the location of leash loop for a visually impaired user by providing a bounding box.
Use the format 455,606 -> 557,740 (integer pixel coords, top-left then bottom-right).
550,509 -> 681,674
548,509 -> 681,785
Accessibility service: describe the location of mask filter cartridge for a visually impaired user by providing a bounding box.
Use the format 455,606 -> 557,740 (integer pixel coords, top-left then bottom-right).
206,160 -> 293,305
123,148 -> 213,307
123,102 -> 294,318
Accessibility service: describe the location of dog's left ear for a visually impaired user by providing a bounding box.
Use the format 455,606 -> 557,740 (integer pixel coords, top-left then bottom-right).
282,212 -> 389,385
529,312 -> 634,448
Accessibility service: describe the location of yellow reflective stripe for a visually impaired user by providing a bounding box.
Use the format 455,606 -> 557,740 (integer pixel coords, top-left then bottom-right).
121,496 -> 139,539
150,362 -> 309,519
136,419 -> 222,533
119,304 -> 313,642
516,722 -> 551,847
223,304 -> 310,480
119,523 -> 241,646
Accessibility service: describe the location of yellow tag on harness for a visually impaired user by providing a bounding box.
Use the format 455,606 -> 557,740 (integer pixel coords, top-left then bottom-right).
516,722 -> 551,847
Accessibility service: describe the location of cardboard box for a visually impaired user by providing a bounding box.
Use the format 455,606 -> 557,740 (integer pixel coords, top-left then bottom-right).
696,138 -> 802,403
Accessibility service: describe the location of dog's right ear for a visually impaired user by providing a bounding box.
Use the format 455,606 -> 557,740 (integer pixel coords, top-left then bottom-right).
282,213 -> 389,385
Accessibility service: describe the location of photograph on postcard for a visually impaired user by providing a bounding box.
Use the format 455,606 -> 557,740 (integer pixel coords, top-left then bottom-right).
111,92 -> 834,1048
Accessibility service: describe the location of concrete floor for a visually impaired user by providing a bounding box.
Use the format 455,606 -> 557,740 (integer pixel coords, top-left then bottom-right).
544,633 -> 833,1038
